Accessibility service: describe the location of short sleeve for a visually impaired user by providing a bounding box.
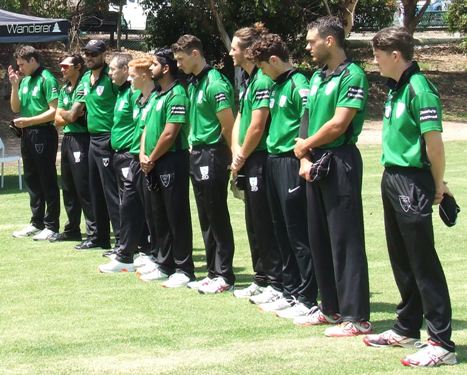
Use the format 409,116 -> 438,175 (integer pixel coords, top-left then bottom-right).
207,80 -> 233,113
292,76 -> 310,117
336,71 -> 368,111
411,92 -> 443,134
251,78 -> 272,111
74,80 -> 86,102
43,75 -> 59,103
166,94 -> 188,124
57,87 -> 66,109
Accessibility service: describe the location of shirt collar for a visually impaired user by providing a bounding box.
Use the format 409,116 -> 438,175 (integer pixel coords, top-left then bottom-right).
136,86 -> 158,107
118,80 -> 131,92
386,62 -> 420,91
30,66 -> 44,78
156,80 -> 179,98
275,69 -> 297,84
188,65 -> 212,86
319,59 -> 352,80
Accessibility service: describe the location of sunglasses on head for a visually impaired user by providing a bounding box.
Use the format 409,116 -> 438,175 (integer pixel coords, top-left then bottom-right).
85,52 -> 100,57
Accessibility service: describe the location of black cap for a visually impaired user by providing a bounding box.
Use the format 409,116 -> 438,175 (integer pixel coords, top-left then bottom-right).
439,194 -> 460,227
83,40 -> 106,54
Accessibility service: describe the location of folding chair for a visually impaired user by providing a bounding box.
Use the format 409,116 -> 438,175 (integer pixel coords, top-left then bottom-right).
0,137 -> 22,190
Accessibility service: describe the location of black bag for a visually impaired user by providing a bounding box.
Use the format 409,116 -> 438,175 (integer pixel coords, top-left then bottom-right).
9,121 -> 22,138
309,152 -> 333,182
439,194 -> 460,227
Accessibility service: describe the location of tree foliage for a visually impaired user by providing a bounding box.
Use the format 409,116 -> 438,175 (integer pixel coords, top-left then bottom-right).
353,0 -> 397,31
446,0 -> 467,34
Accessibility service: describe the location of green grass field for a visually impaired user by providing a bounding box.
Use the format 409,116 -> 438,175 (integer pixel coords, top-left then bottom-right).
0,142 -> 466,375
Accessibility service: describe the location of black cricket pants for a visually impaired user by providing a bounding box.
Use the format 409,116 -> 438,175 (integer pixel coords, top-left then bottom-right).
113,152 -> 153,263
306,144 -> 370,321
381,167 -> 454,352
21,125 -> 60,232
242,150 -> 282,290
88,133 -> 120,246
190,144 -> 235,285
149,150 -> 194,278
266,153 -> 317,308
60,133 -> 97,240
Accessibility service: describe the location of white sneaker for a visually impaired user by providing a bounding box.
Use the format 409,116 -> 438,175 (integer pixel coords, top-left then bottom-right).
401,341 -> 457,367
249,286 -> 282,305
233,283 -> 264,298
259,297 -> 294,312
161,272 -> 191,288
32,228 -> 57,241
12,224 -> 41,238
135,261 -> 158,276
98,259 -> 135,273
187,276 -> 212,290
198,277 -> 233,294
293,306 -> 342,326
134,253 -> 157,268
139,268 -> 169,282
276,302 -> 313,319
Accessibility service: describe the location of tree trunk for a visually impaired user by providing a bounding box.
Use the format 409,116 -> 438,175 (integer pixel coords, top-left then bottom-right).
340,0 -> 359,36
402,0 -> 431,34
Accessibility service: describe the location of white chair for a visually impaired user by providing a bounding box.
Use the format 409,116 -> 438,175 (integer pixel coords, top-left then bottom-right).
0,137 -> 22,190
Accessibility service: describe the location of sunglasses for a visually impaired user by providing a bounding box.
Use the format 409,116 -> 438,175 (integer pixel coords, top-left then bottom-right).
84,52 -> 100,58
60,64 -> 73,70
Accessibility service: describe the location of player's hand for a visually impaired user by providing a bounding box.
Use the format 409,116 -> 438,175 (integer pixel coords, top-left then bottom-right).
231,151 -> 245,174
294,137 -> 309,159
13,117 -> 31,128
8,65 -> 21,86
434,181 -> 451,205
299,158 -> 312,181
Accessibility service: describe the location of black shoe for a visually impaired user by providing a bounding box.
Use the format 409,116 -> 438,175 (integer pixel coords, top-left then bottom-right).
102,248 -> 119,258
74,239 -> 111,250
49,232 -> 82,243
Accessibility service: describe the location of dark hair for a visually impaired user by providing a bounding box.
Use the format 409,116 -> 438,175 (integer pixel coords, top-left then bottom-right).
14,45 -> 41,63
307,16 -> 345,48
247,33 -> 289,63
63,54 -> 85,75
372,27 -> 414,61
234,22 -> 269,50
171,34 -> 204,57
111,53 -> 133,68
154,48 -> 178,76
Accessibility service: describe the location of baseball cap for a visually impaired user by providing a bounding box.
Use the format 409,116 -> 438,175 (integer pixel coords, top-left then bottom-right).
439,194 -> 460,227
83,40 -> 106,54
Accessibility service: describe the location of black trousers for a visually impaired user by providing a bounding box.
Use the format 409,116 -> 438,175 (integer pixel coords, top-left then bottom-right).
266,153 -> 317,307
190,144 -> 235,285
241,151 -> 282,290
88,133 -> 120,246
382,167 -> 454,352
149,150 -> 194,278
114,153 -> 153,263
21,125 -> 60,232
306,144 -> 369,321
60,133 -> 96,240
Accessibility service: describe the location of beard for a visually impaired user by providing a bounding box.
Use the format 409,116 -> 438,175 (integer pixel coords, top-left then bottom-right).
152,70 -> 164,81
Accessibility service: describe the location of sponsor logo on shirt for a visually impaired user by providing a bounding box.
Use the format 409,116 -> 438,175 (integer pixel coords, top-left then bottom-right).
170,105 -> 186,115
325,81 -> 336,95
22,87 -> 28,94
420,107 -> 439,122
96,85 -> 105,96
214,92 -> 227,103
347,86 -> 365,100
279,95 -> 287,107
395,102 -> 406,119
32,85 -> 40,96
63,97 -> 69,106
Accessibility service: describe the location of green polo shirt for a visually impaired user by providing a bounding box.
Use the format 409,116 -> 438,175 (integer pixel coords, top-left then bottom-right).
18,67 -> 59,121
111,82 -> 140,151
267,70 -> 309,154
382,62 -> 443,169
78,65 -> 117,134
57,77 -> 87,134
239,67 -> 273,152
129,90 -> 158,155
307,61 -> 368,149
144,81 -> 189,155
188,66 -> 234,146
